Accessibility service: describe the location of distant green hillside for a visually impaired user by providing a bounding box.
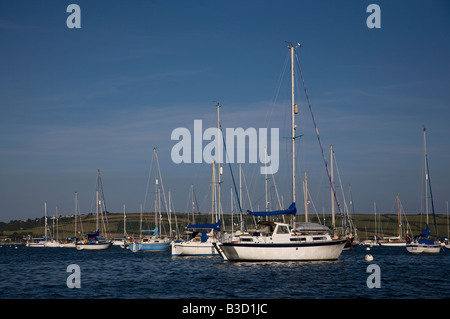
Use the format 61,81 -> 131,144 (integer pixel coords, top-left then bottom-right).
1,212 -> 449,243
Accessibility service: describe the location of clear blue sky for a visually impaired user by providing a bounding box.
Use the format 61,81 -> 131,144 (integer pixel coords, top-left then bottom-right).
1,1 -> 449,222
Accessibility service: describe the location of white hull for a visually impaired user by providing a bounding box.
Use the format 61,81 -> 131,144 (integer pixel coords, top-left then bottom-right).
26,242 -> 45,247
215,240 -> 346,261
60,242 -> 76,248
406,243 -> 441,254
379,241 -> 407,247
171,240 -> 219,256
44,241 -> 61,248
76,241 -> 112,250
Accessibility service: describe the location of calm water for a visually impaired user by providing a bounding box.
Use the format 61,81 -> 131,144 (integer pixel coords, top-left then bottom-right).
1,245 -> 449,299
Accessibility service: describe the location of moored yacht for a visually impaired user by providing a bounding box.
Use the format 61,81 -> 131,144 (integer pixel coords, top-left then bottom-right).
214,216 -> 346,261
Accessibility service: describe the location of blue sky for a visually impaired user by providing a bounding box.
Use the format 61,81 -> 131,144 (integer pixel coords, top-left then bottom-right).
0,1 -> 449,223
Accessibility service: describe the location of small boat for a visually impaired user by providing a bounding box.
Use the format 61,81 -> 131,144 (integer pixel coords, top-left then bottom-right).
406,128 -> 441,254
171,221 -> 221,256
27,202 -> 49,247
130,148 -> 172,252
129,233 -> 171,252
44,240 -> 61,248
379,195 -> 412,247
26,238 -> 46,247
60,238 -> 77,248
75,170 -> 112,251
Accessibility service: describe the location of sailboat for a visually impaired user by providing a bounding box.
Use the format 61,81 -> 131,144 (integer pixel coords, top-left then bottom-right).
172,161 -> 222,256
172,104 -> 224,257
129,148 -> 171,252
379,195 -> 412,247
44,206 -> 62,247
61,192 -> 80,248
213,43 -> 346,261
26,202 -> 48,247
112,204 -> 129,247
406,128 -> 441,254
76,170 -> 112,250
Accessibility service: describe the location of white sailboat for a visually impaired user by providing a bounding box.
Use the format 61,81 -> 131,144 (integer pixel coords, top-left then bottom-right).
26,202 -> 48,247
60,192 -> 80,248
44,206 -> 61,247
112,204 -> 129,247
214,43 -> 346,261
379,195 -> 411,247
406,128 -> 441,254
172,104 -> 223,257
76,170 -> 112,251
172,161 -> 221,256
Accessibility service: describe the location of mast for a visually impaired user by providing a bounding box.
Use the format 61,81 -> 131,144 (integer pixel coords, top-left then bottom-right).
154,148 -> 158,237
289,44 -> 296,206
123,204 -> 127,238
397,194 -> 401,238
44,201 -> 48,240
288,42 -> 300,228
424,128 -> 429,226
303,171 -> 309,222
212,160 -> 216,223
74,192 -> 78,238
96,170 -> 100,232
216,103 -> 223,226
330,145 -> 335,229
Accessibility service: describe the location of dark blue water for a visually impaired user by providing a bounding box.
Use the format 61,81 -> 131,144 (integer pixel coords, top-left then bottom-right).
1,245 -> 449,299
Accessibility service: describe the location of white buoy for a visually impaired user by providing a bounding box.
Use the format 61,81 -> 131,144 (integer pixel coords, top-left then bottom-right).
366,247 -> 370,251
365,254 -> 374,262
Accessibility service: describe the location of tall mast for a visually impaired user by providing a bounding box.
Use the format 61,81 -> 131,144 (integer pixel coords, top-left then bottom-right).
330,145 -> 335,229
289,44 -> 296,206
216,103 -> 222,223
123,204 -> 127,238
397,194 -> 401,238
96,169 -> 100,232
303,171 -> 309,222
44,201 -> 47,240
424,128 -> 429,225
74,192 -> 78,238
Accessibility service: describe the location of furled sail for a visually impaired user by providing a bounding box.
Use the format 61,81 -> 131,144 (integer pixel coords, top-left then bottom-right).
186,220 -> 221,232
247,202 -> 297,217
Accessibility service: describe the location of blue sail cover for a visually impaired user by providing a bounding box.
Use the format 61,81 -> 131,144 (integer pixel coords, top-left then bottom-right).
420,224 -> 431,237
87,230 -> 99,239
186,220 -> 221,232
141,227 -> 159,236
247,202 -> 297,217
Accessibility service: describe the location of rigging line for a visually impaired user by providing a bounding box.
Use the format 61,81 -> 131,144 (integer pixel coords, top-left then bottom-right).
294,52 -> 347,231
221,123 -> 248,232
143,151 -> 155,212
99,173 -> 111,236
425,154 -> 438,238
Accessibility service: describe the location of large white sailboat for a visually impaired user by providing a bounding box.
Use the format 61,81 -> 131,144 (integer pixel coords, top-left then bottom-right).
76,170 -> 112,251
406,128 -> 441,254
214,43 -> 346,261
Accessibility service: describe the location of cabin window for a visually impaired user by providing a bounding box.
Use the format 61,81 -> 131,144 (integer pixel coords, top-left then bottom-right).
276,225 -> 290,234
313,237 -> 326,241
240,238 -> 253,242
290,238 -> 306,242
